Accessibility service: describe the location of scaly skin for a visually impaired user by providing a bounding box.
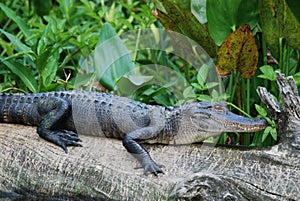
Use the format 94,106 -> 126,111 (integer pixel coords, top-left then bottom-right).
0,91 -> 267,175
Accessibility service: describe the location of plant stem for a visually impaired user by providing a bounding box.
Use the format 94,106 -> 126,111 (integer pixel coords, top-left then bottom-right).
226,102 -> 252,118
279,37 -> 287,74
243,78 -> 251,145
246,78 -> 250,114
234,70 -> 242,110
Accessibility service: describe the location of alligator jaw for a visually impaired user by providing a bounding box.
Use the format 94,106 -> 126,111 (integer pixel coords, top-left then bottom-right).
186,102 -> 268,134
212,114 -> 268,132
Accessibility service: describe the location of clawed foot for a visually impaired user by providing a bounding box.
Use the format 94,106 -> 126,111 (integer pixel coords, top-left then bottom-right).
135,159 -> 164,176
55,130 -> 82,153
37,128 -> 82,153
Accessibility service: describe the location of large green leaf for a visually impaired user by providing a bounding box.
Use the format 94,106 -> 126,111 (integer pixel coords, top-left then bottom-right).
41,49 -> 59,89
94,23 -> 135,90
285,0 -> 300,24
2,60 -> 38,92
0,2 -> 32,45
152,0 -> 216,57
206,0 -> 259,46
260,0 -> 300,52
0,29 -> 31,53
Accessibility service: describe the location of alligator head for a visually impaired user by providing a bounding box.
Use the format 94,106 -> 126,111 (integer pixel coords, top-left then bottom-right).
174,101 -> 268,144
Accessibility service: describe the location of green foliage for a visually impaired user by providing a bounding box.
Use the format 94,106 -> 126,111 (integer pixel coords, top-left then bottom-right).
2,60 -> 37,92
294,72 -> 300,86
285,0 -> 300,23
132,84 -> 176,106
260,0 -> 300,54
0,2 -> 32,41
1,0 -> 300,148
30,0 -> 53,16
206,0 -> 259,45
151,0 -> 216,57
191,0 -> 207,24
190,64 -> 223,102
255,104 -> 277,145
0,0 -> 156,92
258,65 -> 276,81
94,23 -> 135,90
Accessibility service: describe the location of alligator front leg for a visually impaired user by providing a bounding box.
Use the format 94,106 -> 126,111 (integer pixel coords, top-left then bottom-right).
37,97 -> 82,153
123,127 -> 164,176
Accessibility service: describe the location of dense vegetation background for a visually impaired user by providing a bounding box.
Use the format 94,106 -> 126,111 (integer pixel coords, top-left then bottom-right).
0,0 -> 299,147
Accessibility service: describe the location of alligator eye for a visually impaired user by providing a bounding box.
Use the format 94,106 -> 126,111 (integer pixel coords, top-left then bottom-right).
212,103 -> 226,114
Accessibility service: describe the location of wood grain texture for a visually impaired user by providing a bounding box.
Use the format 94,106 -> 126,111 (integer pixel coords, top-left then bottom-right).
0,122 -> 299,200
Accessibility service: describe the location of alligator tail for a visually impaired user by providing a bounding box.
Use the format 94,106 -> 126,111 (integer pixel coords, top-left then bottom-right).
0,93 -> 40,125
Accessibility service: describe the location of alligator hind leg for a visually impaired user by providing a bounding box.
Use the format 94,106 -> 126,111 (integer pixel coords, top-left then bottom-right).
37,97 -> 82,153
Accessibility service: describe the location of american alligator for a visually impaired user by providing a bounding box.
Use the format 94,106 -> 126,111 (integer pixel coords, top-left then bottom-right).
0,91 -> 267,175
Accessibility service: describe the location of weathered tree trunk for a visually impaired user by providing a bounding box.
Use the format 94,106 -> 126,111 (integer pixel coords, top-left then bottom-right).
0,72 -> 299,200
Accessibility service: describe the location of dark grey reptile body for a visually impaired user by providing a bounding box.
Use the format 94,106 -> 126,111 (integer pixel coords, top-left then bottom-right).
0,91 -> 180,142
0,90 -> 267,175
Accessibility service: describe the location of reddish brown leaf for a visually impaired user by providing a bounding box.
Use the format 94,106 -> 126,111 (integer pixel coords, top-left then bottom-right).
216,24 -> 258,78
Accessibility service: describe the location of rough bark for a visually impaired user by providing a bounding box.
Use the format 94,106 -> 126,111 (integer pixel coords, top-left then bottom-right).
257,72 -> 300,150
0,72 -> 299,200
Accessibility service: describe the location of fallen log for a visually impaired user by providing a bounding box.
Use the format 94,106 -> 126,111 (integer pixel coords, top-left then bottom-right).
0,72 -> 299,200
